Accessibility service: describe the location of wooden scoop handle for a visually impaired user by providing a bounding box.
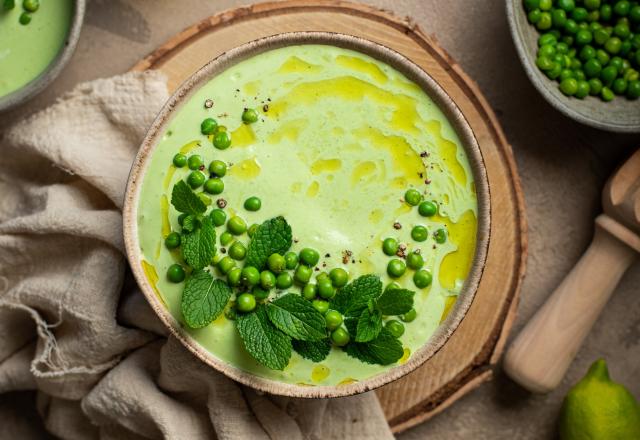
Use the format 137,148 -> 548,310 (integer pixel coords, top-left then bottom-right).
504,215 -> 639,393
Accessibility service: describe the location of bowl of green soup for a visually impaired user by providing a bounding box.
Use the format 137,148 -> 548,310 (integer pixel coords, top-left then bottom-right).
0,0 -> 85,111
124,32 -> 490,397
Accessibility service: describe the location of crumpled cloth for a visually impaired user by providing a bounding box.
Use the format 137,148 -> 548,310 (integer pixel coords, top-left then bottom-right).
0,71 -> 394,440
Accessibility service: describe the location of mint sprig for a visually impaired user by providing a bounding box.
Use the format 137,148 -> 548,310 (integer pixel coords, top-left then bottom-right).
344,328 -> 404,365
355,307 -> 383,342
182,216 -> 216,270
376,288 -> 415,316
237,305 -> 292,370
171,180 -> 206,216
293,339 -> 331,362
246,217 -> 292,269
266,294 -> 327,341
330,274 -> 383,317
181,270 -> 232,328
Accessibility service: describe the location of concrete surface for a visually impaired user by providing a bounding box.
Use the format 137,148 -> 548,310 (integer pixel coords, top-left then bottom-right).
1,1 -> 638,438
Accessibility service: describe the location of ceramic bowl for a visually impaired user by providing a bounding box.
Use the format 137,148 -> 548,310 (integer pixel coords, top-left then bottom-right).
123,32 -> 491,398
0,0 -> 85,112
506,0 -> 640,133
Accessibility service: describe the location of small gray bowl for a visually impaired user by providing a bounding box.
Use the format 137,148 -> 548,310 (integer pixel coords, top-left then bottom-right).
0,0 -> 85,112
506,0 -> 640,133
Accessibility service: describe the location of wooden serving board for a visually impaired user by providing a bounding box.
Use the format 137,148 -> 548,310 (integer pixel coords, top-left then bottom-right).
131,0 -> 527,433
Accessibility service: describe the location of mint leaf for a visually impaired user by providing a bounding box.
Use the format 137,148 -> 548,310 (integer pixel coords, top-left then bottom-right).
181,215 -> 197,233
376,289 -> 415,316
171,180 -> 206,216
237,305 -> 291,370
330,275 -> 382,317
344,328 -> 404,365
292,339 -> 331,362
355,308 -> 382,342
181,270 -> 232,328
246,217 -> 292,269
266,293 -> 327,341
182,216 -> 216,270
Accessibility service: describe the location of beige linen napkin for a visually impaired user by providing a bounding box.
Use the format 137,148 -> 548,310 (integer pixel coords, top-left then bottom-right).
0,71 -> 394,440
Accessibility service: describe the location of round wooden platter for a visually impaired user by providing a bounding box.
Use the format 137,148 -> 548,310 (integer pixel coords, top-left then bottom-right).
131,0 -> 527,433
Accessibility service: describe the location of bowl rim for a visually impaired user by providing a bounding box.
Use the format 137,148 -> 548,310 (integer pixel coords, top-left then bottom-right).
123,31 -> 491,398
0,0 -> 86,112
505,0 -> 640,133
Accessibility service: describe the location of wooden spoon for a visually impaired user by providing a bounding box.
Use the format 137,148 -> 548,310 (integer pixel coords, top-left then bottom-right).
504,149 -> 640,393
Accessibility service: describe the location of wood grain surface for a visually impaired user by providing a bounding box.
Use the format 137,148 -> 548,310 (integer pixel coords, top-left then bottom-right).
131,0 -> 527,433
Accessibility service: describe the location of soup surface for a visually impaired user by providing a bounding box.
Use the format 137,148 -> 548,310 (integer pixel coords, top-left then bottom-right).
137,44 -> 478,386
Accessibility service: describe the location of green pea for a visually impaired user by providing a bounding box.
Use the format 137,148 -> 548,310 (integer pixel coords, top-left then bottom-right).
213,131 -> 231,150
187,154 -> 204,170
583,58 -> 602,78
302,283 -> 317,300
556,42 -> 569,54
241,267 -> 260,287
3,0 -> 15,10
576,29 -> 593,45
613,23 -> 630,40
564,18 -> 579,33
609,57 -> 624,73
411,225 -> 429,242
178,213 -> 188,226
217,256 -> 236,274
571,7 -> 588,22
596,49 -> 610,65
536,55 -> 555,71
557,0 -> 575,12
630,5 -> 640,22
538,32 -> 557,46
627,80 -> 640,99
539,44 -> 556,58
294,265 -> 313,284
537,12 -> 552,30
583,0 -> 600,11
316,272 -> 329,283
330,327 -> 350,346
552,9 -> 567,27
387,259 -> 406,278
385,320 -> 405,338
538,0 -> 551,11
612,77 -> 628,94
209,209 -> 226,227
225,268 -> 241,288
382,237 -> 399,256
401,308 -> 417,323
19,11 -> 31,24
187,171 -> 206,189
413,270 -> 433,289
562,35 -> 574,46
267,253 -> 286,273
579,45 -> 596,61
601,86 -> 615,101
312,299 -> 330,315
317,278 -> 336,299
406,251 -> 424,270
385,282 -> 401,292
208,160 -> 227,177
546,63 -> 563,79
284,252 -> 299,270
227,216 -> 247,235
220,231 -> 234,246
165,232 -> 181,249
570,58 -> 582,70
524,0 -> 540,12
560,69 -> 575,81
528,9 -> 542,24
325,310 -> 343,330
575,80 -> 590,98
574,69 -> 586,81
418,200 -> 438,217
173,153 -> 187,168
244,196 -> 261,211
613,0 -> 631,16
588,78 -> 604,95
605,37 -> 622,54
200,118 -> 218,135
601,65 -> 618,85
248,223 -> 259,237
260,270 -> 276,290
253,287 -> 270,301
228,241 -> 247,260
434,228 -> 448,244
600,4 -> 612,20
236,293 -> 256,313
619,41 -> 632,57
299,248 -> 320,267
204,178 -> 224,195
404,188 -> 422,206
329,268 -> 349,288
166,264 -> 185,283
276,272 -> 293,289
241,108 -> 259,124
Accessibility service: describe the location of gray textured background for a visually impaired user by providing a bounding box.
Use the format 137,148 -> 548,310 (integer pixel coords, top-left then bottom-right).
1,1 -> 638,438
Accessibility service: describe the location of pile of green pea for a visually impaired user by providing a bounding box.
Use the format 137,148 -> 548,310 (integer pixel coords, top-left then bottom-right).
524,0 -> 640,100
379,188 -> 447,290
2,0 -> 39,25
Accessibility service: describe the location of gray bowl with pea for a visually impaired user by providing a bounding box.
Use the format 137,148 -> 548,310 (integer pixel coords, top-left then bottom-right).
506,0 -> 640,133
